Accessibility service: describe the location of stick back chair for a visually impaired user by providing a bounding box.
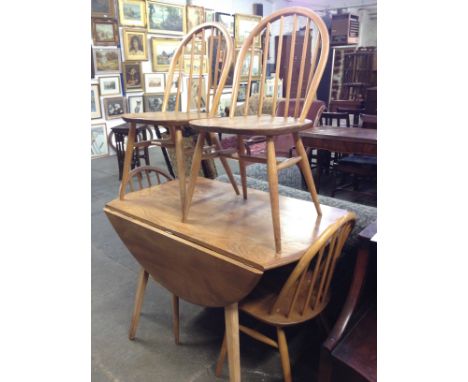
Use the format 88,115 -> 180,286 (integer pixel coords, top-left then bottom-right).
122,166 -> 182,344
119,22 -> 239,219
187,7 -> 330,253
215,212 -> 356,381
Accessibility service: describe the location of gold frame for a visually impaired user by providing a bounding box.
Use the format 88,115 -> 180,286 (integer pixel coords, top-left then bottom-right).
238,48 -> 262,81
123,29 -> 148,61
186,5 -> 205,32
147,1 -> 186,35
234,13 -> 261,48
122,62 -> 143,92
118,0 -> 147,27
151,38 -> 181,72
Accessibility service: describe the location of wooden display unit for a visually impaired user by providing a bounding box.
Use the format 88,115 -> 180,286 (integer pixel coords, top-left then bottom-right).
331,13 -> 359,46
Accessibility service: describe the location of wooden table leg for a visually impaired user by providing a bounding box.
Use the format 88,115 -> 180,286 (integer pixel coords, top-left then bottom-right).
119,122 -> 137,200
174,127 -> 186,220
225,303 -> 241,382
266,137 -> 281,253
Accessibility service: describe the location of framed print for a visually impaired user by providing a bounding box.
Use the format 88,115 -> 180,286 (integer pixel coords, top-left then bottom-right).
144,93 -> 179,112
99,75 -> 121,96
183,76 -> 207,111
183,55 -> 207,74
186,5 -> 204,32
118,0 -> 146,27
237,83 -> 247,102
91,123 -> 109,158
250,80 -> 260,96
167,73 -> 182,93
205,9 -> 215,22
103,96 -> 127,119
93,48 -> 121,74
128,95 -> 144,113
144,73 -> 165,93
240,49 -> 262,80
92,18 -> 118,46
217,90 -> 232,116
92,0 -> 114,18
122,62 -> 143,91
235,14 -> 261,48
123,29 -> 148,61
151,38 -> 180,71
265,76 -> 283,97
185,39 -> 206,55
91,84 -> 102,119
147,1 -> 185,35
215,12 -> 234,37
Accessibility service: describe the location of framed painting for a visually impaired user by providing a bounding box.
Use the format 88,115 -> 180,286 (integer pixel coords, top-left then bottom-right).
91,123 -> 109,158
91,84 -> 102,119
128,95 -> 144,113
185,39 -> 206,55
122,62 -> 143,92
92,0 -> 115,18
99,75 -> 121,96
250,80 -> 260,96
144,93 -> 179,112
235,14 -> 261,48
103,96 -> 127,119
147,1 -> 185,35
123,29 -> 148,61
92,18 -> 119,46
93,48 -> 121,74
151,38 -> 180,71
215,12 -> 234,37
144,73 -> 165,93
265,76 -> 283,97
217,90 -> 232,117
183,55 -> 207,74
240,49 -> 262,80
237,83 -> 247,102
183,76 -> 207,111
186,5 -> 204,32
167,72 -> 182,93
118,0 -> 146,27
205,9 -> 215,22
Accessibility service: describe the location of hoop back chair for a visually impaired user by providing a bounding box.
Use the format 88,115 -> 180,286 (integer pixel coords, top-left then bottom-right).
119,23 -> 239,218
122,166 -> 183,344
215,212 -> 356,382
187,7 -> 330,252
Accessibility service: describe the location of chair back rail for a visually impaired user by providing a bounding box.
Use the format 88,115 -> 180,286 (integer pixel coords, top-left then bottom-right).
122,166 -> 173,194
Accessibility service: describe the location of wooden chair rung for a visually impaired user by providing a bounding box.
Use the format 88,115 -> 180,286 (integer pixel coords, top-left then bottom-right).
239,325 -> 278,348
238,155 -> 268,164
277,156 -> 302,171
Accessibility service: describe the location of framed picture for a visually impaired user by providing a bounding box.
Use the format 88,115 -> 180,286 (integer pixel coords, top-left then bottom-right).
217,90 -> 232,116
128,95 -> 144,113
215,12 -> 234,37
205,9 -> 215,22
122,62 -> 143,91
186,5 -> 204,32
250,80 -> 260,96
91,84 -> 102,119
183,76 -> 207,111
265,76 -> 283,97
92,18 -> 118,46
99,75 -> 121,96
235,14 -> 261,48
92,0 -> 115,18
147,1 -> 185,35
185,39 -> 206,55
91,123 -> 109,158
240,49 -> 262,80
103,96 -> 127,119
118,0 -> 146,27
123,29 -> 148,61
93,48 -> 121,74
167,73 -> 182,93
183,55 -> 207,74
151,38 -> 180,71
144,73 -> 165,93
144,93 -> 179,112
237,83 -> 247,102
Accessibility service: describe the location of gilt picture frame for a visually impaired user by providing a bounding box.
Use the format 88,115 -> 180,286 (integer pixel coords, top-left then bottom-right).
123,29 -> 148,61
147,1 -> 186,35
122,62 -> 143,92
235,14 -> 261,48
118,0 -> 147,27
151,38 -> 181,71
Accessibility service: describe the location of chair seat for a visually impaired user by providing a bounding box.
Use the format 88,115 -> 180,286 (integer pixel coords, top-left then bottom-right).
189,115 -> 314,136
122,111 -> 209,126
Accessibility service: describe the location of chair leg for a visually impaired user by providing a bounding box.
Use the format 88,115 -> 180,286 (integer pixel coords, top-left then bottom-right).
266,137 -> 281,253
172,295 -> 180,345
128,268 -> 149,340
277,327 -> 292,382
215,333 -> 228,377
174,127 -> 187,220
210,133 -> 240,195
237,136 -> 248,200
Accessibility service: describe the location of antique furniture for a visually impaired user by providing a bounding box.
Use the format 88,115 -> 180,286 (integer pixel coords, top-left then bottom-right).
120,22 -> 239,219
215,212 -> 356,382
186,7 -> 330,253
104,177 -> 351,382
330,13 -> 359,45
320,111 -> 350,127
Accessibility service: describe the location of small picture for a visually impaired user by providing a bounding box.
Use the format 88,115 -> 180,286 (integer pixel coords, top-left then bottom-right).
183,55 -> 207,74
104,97 -> 127,119
123,62 -> 143,91
185,39 -> 206,55
92,0 -> 114,18
118,0 -> 146,27
144,73 -> 165,93
128,95 -> 144,113
205,9 -> 215,22
91,84 -> 102,119
93,48 -> 121,74
186,5 -> 204,32
147,1 -> 185,35
237,83 -> 247,102
218,91 -> 232,116
92,18 -> 119,46
123,29 -> 148,61
250,80 -> 260,96
265,76 -> 283,97
99,76 -> 121,96
167,73 -> 182,93
144,93 -> 179,112
215,12 -> 234,36
183,76 -> 207,111
235,14 -> 261,48
240,49 -> 262,80
151,38 -> 181,71
91,123 -> 109,158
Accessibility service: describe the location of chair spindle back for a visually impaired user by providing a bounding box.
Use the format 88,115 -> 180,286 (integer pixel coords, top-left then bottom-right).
123,166 -> 173,194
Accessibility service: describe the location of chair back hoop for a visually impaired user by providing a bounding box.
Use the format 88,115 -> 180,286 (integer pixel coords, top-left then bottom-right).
123,166 -> 173,194
229,7 -> 330,122
163,22 -> 234,117
270,212 -> 356,318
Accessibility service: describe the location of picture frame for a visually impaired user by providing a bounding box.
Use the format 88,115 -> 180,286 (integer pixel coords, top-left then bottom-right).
123,29 -> 148,61
144,93 -> 180,112
183,76 -> 207,111
185,39 -> 206,55
235,14 -> 261,48
99,75 -> 122,96
128,95 -> 144,113
151,38 -> 181,71
183,55 -> 207,74
167,73 -> 182,93
237,83 -> 247,102
92,18 -> 119,46
92,0 -> 115,18
205,9 -> 215,22
217,90 -> 232,117
240,49 -> 262,80
118,0 -> 147,27
215,12 -> 234,37
122,62 -> 143,92
93,48 -> 121,74
186,5 -> 204,32
250,80 -> 260,96
91,123 -> 109,158
147,1 -> 186,35
144,73 -> 165,93
91,84 -> 102,119
103,96 -> 127,119
265,76 -> 283,97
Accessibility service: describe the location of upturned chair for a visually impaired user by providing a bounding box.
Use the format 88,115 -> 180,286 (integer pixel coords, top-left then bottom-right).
122,166 -> 182,344
119,22 -> 239,218
186,7 -> 330,253
215,212 -> 356,381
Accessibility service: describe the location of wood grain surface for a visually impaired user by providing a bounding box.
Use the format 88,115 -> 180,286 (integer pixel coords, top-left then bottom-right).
122,111 -> 210,125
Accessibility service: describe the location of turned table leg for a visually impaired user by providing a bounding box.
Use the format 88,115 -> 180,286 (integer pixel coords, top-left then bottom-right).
225,303 -> 241,382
